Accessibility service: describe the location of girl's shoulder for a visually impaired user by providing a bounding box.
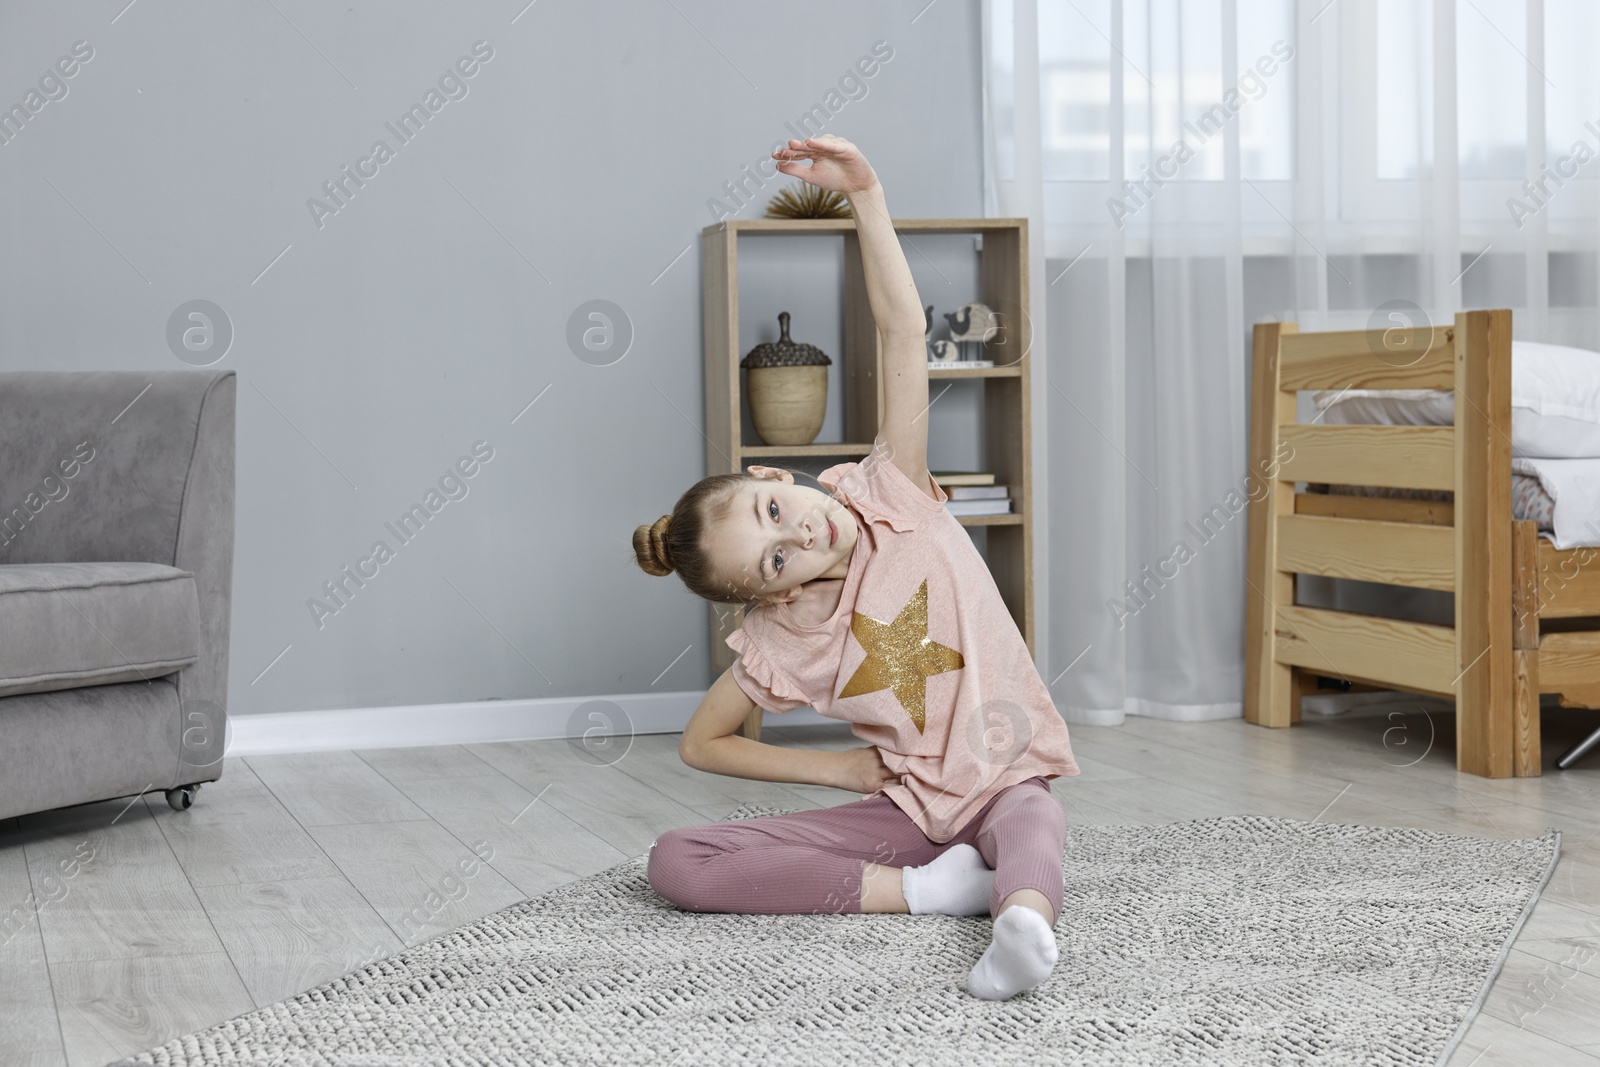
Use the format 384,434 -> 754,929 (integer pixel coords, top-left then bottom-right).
817,458 -> 856,497
739,599 -> 816,641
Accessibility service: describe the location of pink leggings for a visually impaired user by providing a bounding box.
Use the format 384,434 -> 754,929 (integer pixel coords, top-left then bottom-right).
646,776 -> 1065,921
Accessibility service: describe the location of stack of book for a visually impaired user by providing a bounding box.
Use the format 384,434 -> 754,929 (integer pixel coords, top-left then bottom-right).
930,470 -> 1012,516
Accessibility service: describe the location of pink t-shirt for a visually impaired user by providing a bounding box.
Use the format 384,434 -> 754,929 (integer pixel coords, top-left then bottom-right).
726,435 -> 1080,843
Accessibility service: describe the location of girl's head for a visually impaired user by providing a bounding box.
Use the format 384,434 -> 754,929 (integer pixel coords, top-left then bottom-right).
632,464 -> 860,608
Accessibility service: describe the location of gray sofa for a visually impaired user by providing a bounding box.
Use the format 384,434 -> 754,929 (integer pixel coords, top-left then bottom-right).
0,371 -> 236,821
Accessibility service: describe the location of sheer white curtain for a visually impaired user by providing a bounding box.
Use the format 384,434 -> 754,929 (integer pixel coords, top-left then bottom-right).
984,0 -> 1600,725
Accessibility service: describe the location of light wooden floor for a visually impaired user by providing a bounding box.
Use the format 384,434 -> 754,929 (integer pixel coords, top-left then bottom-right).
3,699 -> 1599,1067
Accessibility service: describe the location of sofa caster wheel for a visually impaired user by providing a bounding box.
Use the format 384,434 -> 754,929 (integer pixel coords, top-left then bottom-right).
165,784 -> 200,811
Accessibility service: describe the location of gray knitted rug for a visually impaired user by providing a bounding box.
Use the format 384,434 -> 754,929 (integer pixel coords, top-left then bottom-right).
110,809 -> 1559,1067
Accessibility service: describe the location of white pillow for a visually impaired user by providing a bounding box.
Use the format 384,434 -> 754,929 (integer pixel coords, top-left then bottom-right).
1311,340 -> 1600,458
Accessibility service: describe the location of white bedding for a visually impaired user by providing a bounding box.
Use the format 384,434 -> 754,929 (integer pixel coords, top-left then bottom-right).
1312,340 -> 1600,457
1511,457 -> 1600,549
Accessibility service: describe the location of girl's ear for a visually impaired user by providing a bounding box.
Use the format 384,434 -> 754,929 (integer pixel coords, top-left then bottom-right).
745,464 -> 794,482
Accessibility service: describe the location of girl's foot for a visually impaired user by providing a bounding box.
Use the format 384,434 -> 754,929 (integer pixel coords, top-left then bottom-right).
900,843 -> 995,916
966,904 -> 1059,1000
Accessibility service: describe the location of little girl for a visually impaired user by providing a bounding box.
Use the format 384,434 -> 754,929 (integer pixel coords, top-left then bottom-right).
632,135 -> 1079,1002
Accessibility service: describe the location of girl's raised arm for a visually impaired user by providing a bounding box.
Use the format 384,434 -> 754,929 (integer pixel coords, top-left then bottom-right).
773,136 -> 934,496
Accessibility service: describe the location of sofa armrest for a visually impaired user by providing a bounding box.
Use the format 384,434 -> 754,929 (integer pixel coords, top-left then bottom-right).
0,370 -> 237,778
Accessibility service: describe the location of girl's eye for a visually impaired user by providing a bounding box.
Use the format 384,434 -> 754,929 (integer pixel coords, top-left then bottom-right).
768,499 -> 782,573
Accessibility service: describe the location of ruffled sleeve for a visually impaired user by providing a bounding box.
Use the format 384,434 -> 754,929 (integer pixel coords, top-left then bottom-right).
725,625 -> 811,713
819,435 -> 946,533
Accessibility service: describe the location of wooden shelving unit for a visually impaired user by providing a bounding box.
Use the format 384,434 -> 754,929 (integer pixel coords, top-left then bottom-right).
702,217 -> 1035,726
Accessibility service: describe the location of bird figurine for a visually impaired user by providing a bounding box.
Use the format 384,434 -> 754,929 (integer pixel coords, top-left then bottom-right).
944,302 -> 1001,343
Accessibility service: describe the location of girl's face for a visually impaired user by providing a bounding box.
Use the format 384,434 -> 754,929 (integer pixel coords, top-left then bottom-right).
705,467 -> 860,606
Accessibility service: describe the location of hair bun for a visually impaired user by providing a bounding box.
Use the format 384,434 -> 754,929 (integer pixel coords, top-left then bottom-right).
632,514 -> 675,576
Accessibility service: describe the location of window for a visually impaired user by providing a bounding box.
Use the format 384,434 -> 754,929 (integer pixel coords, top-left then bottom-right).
1021,0 -> 1297,241
1348,0 -> 1599,239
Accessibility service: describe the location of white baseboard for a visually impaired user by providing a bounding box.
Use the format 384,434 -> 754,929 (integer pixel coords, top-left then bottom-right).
225,692 -> 832,756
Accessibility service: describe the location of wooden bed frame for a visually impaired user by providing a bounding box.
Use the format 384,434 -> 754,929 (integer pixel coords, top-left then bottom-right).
1245,308 -> 1600,777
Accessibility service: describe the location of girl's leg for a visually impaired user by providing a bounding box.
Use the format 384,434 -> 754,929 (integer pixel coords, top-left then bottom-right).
646,793 -> 941,915
969,776 -> 1066,924
962,776 -> 1067,1000
859,858 -> 911,912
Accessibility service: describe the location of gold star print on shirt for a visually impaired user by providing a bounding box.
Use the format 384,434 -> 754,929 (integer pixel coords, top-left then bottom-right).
837,578 -> 963,732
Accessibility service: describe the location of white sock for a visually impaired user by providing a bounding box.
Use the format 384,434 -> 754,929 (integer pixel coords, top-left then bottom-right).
966,905 -> 1059,1000
900,843 -> 995,916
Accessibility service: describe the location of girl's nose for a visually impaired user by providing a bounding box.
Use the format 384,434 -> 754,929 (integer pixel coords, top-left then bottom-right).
803,513 -> 821,548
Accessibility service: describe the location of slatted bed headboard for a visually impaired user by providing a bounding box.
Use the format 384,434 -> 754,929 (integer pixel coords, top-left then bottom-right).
1244,309 -> 1515,778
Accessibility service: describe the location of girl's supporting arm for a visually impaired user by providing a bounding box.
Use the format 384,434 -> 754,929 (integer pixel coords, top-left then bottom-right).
680,665 -> 847,788
773,136 -> 933,492
686,731 -> 848,789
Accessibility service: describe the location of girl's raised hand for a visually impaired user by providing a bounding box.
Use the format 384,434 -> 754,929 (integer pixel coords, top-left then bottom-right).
773,135 -> 880,197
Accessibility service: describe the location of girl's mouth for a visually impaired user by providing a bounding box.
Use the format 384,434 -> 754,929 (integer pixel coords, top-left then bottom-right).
828,518 -> 837,546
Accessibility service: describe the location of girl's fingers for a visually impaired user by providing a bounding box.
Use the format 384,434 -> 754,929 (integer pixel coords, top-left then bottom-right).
782,137 -> 846,159
802,135 -> 852,156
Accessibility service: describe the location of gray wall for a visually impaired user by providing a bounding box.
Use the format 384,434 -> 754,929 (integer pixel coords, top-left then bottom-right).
0,1 -> 990,716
